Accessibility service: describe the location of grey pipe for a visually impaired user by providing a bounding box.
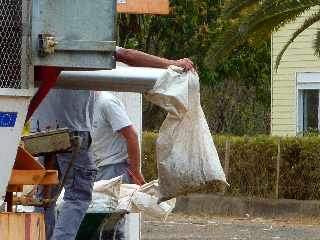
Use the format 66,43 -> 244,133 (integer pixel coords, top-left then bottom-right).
35,66 -> 167,93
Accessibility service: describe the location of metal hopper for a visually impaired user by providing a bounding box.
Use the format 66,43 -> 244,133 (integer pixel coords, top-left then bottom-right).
0,0 -> 34,199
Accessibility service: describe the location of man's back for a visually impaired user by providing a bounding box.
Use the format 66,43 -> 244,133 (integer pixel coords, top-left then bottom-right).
31,88 -> 97,240
31,89 -> 95,132
92,92 -> 132,167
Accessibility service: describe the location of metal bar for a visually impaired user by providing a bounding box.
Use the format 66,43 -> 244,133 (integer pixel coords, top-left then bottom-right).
276,140 -> 281,199
224,140 -> 230,180
26,67 -> 61,122
43,154 -> 56,200
5,192 -> 13,212
35,66 -> 167,92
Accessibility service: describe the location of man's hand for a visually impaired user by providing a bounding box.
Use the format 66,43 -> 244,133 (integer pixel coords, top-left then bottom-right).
127,167 -> 146,185
173,58 -> 195,72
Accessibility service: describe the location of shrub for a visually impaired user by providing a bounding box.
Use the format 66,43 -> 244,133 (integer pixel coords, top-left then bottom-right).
142,132 -> 320,200
141,131 -> 158,182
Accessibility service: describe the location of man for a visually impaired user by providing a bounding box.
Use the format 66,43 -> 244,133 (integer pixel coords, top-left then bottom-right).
93,92 -> 143,184
32,90 -> 97,240
92,91 -> 140,239
33,47 -> 194,240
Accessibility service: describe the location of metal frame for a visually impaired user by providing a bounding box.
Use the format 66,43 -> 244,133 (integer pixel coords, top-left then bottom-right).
31,0 -> 117,70
296,71 -> 320,134
21,0 -> 33,90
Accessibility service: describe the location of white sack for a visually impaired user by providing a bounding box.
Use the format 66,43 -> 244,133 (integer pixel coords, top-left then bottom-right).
90,177 -> 122,211
117,180 -> 176,221
57,178 -> 175,220
145,66 -> 228,201
132,180 -> 176,221
117,183 -> 140,213
57,176 -> 122,212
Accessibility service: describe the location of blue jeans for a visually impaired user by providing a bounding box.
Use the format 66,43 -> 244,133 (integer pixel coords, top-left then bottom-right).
95,162 -> 132,184
95,162 -> 132,240
36,131 -> 97,240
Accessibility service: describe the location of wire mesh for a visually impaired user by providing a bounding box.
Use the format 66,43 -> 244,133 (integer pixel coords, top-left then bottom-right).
0,0 -> 22,89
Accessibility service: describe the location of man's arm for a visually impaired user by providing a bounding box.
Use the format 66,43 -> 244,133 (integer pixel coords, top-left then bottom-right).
119,125 -> 145,185
116,47 -> 195,71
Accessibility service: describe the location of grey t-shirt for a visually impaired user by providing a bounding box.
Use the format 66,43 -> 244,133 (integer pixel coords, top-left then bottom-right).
92,92 -> 132,167
31,89 -> 95,132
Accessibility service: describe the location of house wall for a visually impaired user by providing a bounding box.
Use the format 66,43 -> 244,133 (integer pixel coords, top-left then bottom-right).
272,9 -> 320,136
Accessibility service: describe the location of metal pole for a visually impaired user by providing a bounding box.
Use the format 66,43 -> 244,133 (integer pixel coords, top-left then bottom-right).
35,67 -> 167,93
276,140 -> 281,199
224,140 -> 230,180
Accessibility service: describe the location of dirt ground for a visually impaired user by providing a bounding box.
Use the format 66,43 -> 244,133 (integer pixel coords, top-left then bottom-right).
141,213 -> 320,240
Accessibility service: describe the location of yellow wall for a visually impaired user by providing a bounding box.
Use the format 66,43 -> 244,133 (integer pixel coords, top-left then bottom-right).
272,9 -> 320,136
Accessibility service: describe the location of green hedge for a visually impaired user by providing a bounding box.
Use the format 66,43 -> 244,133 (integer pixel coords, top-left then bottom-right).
142,132 -> 320,200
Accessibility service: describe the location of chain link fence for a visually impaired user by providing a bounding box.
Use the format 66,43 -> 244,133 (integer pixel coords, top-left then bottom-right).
0,0 -> 23,89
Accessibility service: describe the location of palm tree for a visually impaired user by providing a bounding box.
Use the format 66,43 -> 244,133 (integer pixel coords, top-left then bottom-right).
205,0 -> 320,71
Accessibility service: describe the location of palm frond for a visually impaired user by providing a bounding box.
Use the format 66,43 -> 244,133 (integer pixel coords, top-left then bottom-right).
205,1 -> 320,70
275,11 -> 320,71
243,1 -> 315,30
223,0 -> 260,18
313,28 -> 320,56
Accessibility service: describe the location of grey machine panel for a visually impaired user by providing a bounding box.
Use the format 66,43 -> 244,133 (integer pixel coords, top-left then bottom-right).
32,0 -> 116,70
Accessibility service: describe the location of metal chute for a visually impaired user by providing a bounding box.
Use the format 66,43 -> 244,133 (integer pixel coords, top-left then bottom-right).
36,66 -> 168,93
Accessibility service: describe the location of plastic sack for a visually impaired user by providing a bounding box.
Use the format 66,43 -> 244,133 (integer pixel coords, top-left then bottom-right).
57,177 -> 122,212
57,178 -> 175,220
118,180 -> 176,221
145,66 -> 228,201
89,176 -> 122,211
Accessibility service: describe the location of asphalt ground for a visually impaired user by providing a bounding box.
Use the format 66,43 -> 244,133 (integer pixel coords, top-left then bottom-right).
141,213 -> 320,240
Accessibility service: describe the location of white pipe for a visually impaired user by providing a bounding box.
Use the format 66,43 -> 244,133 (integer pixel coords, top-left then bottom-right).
35,66 -> 167,93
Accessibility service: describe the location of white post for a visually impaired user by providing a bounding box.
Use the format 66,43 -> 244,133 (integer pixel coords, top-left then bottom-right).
111,91 -> 142,240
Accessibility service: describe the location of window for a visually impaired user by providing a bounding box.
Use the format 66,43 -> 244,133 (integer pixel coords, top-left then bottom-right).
298,90 -> 319,132
297,73 -> 320,134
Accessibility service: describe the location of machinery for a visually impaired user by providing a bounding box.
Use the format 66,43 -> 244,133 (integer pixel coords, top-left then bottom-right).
1,0 -> 117,202
0,0 -> 169,239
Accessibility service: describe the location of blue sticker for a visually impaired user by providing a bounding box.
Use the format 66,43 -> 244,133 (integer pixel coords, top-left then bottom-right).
0,112 -> 18,127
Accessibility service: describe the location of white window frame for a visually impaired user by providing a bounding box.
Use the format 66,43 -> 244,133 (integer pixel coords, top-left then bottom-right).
296,72 -> 320,134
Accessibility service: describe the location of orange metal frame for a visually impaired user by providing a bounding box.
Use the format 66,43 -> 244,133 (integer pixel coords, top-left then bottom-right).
117,0 -> 170,15
7,147 -> 58,195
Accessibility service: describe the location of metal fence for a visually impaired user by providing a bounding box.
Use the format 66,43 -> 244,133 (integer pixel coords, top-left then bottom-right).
0,0 -> 22,89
